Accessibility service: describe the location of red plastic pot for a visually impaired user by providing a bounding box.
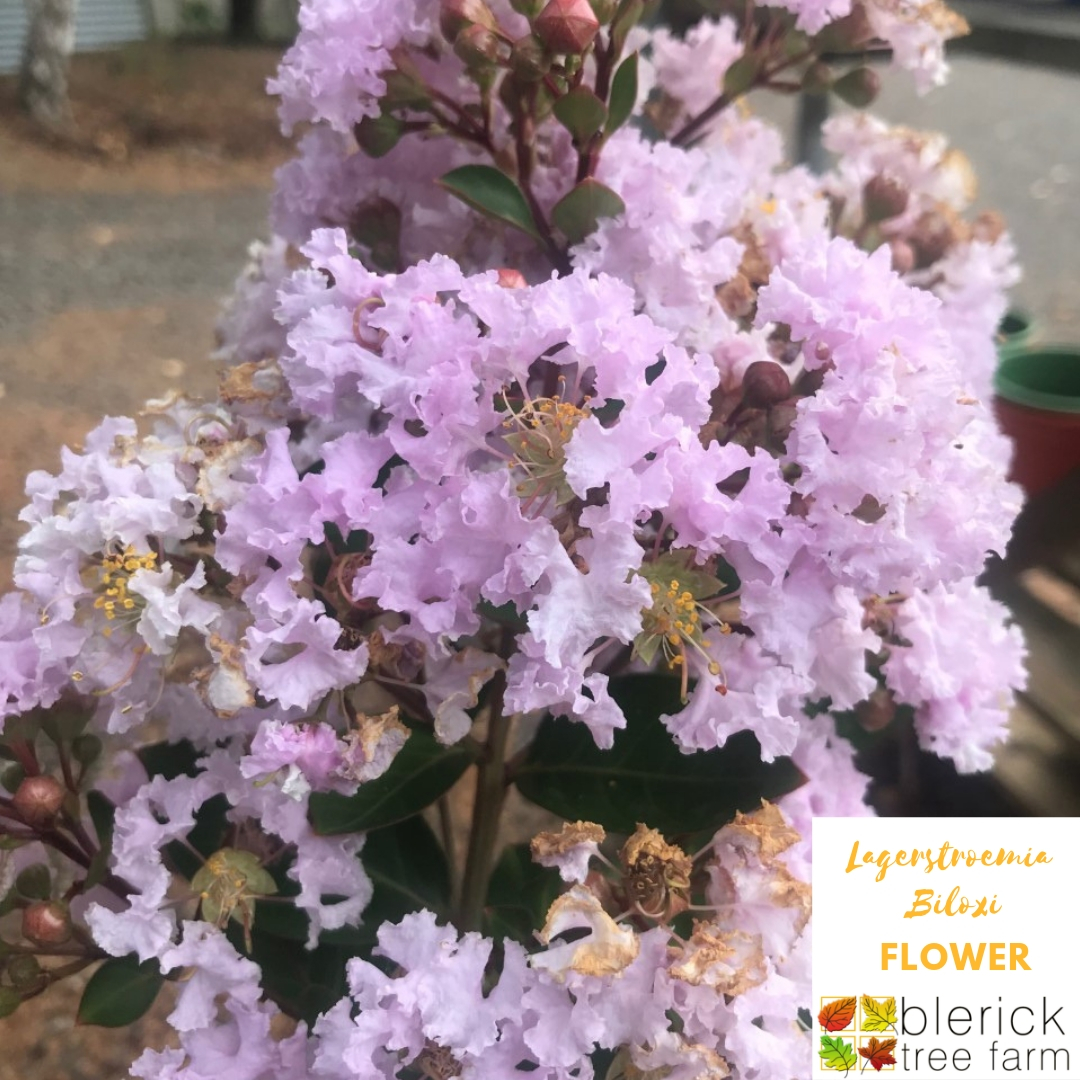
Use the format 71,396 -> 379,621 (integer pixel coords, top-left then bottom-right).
993,346 -> 1080,497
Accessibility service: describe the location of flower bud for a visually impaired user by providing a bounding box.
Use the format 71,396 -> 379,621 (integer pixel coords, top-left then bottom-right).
534,0 -> 600,54
22,901 -> 72,946
5,955 -> 41,990
497,267 -> 528,289
510,34 -> 551,81
12,775 -> 65,827
832,66 -> 880,108
15,864 -> 51,900
909,209 -> 960,268
588,0 -> 617,20
802,61 -> 832,95
717,272 -> 755,320
454,24 -> 501,66
742,361 -> 792,408
862,174 -> 909,223
439,0 -> 495,44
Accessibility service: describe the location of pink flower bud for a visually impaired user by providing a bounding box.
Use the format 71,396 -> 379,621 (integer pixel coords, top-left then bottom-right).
22,901 -> 72,946
12,775 -> 65,827
534,0 -> 600,54
439,0 -> 495,43
497,267 -> 528,289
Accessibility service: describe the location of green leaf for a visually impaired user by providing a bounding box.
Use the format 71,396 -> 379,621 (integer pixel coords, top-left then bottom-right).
439,165 -> 541,240
554,87 -> 608,143
610,0 -> 645,54
253,815 -> 452,948
137,739 -> 201,781
242,931 -> 351,1027
84,791 -> 116,890
819,1034 -> 857,1073
86,790 -> 115,848
723,54 -> 762,99
309,728 -> 477,835
551,178 -> 625,244
514,674 -> 804,836
605,52 -> 638,136
15,864 -> 50,900
77,956 -> 163,1027
359,814 -> 453,933
483,842 -> 563,945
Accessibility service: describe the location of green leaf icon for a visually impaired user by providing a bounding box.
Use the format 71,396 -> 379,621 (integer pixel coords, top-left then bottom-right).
819,1034 -> 857,1073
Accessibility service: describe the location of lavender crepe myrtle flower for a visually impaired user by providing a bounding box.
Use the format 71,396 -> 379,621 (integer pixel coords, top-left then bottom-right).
0,0 -> 1025,1075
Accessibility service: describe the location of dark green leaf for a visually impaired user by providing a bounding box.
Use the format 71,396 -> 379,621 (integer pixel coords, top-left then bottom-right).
554,87 -> 608,143
551,178 -> 626,244
240,930 -> 350,1027
137,740 -> 200,781
77,956 -> 163,1027
84,790 -> 116,890
610,0 -> 645,54
723,54 -> 762,99
254,815 -> 452,949
439,165 -> 541,240
309,729 -> 477,835
86,790 -> 115,848
605,52 -> 638,135
483,842 -> 562,945
514,674 -> 805,835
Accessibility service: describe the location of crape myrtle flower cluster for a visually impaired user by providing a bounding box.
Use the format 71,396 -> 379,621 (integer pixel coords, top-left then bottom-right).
0,0 -> 1025,1076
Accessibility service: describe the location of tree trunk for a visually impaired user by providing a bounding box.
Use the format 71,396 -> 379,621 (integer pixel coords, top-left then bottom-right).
19,0 -> 79,131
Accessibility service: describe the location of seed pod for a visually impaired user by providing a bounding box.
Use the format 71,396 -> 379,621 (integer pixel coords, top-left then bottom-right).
534,0 -> 600,54
862,174 -> 909,223
12,775 -> 65,827
454,24 -> 501,66
742,361 -> 792,408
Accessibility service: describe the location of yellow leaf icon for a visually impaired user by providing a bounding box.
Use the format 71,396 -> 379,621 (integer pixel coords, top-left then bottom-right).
861,995 -> 897,1032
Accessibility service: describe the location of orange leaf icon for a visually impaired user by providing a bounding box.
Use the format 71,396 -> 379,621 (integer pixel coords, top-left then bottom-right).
858,1036 -> 897,1072
818,997 -> 857,1031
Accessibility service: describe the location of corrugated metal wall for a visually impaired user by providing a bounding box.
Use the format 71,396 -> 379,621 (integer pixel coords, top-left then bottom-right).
0,0 -> 149,76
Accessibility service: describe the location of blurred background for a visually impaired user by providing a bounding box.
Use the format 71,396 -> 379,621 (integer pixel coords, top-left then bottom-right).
1,0 -> 1079,1072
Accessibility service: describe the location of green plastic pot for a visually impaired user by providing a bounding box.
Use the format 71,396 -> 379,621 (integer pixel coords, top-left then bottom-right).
993,346 -> 1080,497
